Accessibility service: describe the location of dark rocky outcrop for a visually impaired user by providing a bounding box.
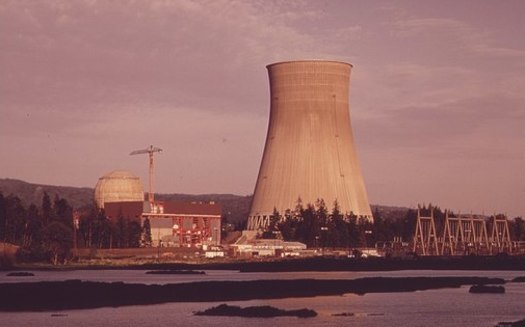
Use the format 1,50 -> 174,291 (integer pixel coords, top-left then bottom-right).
469,284 -> 505,294
194,304 -> 316,318
0,276 -> 504,311
6,271 -> 34,277
496,318 -> 525,327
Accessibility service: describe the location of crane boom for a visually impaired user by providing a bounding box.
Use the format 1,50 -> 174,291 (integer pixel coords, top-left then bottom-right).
130,146 -> 162,156
130,145 -> 162,206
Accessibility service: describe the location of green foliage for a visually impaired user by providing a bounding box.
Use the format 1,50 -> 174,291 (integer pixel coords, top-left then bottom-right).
510,217 -> 525,241
53,195 -> 73,228
0,193 -> 6,241
75,207 -> 143,249
3,195 -> 27,244
268,199 -> 376,248
142,218 -> 152,246
23,204 -> 42,249
41,192 -> 53,226
261,208 -> 282,238
1,192 -> 77,263
266,200 -> 454,249
127,221 -> 142,248
111,215 -> 142,248
115,215 -> 129,248
43,221 -> 73,265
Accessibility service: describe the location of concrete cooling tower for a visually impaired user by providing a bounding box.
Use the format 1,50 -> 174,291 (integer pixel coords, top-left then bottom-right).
247,60 -> 373,230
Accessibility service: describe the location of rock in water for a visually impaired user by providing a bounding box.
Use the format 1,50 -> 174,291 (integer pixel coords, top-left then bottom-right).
495,318 -> 525,327
469,284 -> 505,294
195,304 -> 317,318
6,272 -> 34,277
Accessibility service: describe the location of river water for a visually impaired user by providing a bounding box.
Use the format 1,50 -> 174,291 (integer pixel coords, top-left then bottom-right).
1,270 -> 524,327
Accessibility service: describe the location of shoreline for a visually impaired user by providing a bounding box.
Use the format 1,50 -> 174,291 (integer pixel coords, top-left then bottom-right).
3,255 -> 525,272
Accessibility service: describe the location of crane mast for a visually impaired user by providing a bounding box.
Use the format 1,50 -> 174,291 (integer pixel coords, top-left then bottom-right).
130,145 -> 162,207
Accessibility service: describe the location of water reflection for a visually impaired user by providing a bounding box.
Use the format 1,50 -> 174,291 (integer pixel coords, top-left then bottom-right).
1,270 -> 524,327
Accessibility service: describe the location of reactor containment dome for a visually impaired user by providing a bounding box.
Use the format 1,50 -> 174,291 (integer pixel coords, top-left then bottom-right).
94,170 -> 144,209
247,60 -> 373,230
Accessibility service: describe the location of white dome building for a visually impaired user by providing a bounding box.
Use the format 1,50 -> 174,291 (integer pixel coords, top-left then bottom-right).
94,170 -> 144,209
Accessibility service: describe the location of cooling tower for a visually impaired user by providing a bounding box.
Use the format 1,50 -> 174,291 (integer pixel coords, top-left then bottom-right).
247,60 -> 373,230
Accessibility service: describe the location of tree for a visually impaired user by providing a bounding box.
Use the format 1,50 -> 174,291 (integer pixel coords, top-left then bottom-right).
78,207 -> 98,248
115,215 -> 128,248
316,199 -> 330,248
511,217 -> 525,241
41,192 -> 53,226
53,196 -> 73,228
16,204 -> 47,262
0,193 -> 6,241
142,218 -> 152,247
358,217 -> 373,248
262,208 -> 281,238
22,204 -> 40,249
278,209 -> 298,241
402,209 -> 418,241
43,221 -> 73,265
331,201 -> 349,248
347,213 -> 359,248
269,207 -> 281,232
296,203 -> 320,247
85,209 -> 112,249
4,195 -> 26,244
127,221 -> 142,248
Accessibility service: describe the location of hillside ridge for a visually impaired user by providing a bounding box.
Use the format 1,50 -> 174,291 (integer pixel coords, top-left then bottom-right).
0,178 -> 410,225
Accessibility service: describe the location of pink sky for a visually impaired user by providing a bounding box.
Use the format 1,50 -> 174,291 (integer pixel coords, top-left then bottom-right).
1,0 -> 524,217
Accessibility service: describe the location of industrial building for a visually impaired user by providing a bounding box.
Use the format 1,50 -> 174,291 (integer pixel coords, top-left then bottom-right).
248,60 -> 373,230
231,238 -> 306,257
94,170 -> 221,248
143,200 -> 222,247
94,170 -> 144,209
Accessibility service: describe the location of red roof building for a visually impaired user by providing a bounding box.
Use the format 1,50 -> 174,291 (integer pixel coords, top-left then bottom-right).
143,201 -> 222,248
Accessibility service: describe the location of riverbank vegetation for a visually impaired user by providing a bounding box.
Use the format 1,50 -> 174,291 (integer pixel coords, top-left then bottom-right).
0,192 -> 148,265
265,200 -> 525,251
2,191 -> 524,266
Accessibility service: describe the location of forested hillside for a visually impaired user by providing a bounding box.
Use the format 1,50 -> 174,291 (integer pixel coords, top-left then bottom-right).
0,178 -> 410,227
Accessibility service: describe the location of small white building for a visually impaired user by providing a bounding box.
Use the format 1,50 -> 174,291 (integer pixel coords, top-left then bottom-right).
203,245 -> 225,258
232,239 -> 306,257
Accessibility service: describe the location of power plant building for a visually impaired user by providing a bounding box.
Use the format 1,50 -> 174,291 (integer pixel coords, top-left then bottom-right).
94,170 -> 144,209
143,201 -> 222,247
93,171 -> 221,248
248,60 -> 373,230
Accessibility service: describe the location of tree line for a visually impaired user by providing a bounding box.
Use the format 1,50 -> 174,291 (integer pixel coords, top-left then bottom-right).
2,191 -> 524,263
262,200 -> 525,249
0,192 -> 151,264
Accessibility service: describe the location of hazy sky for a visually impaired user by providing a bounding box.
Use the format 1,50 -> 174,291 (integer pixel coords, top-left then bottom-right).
1,0 -> 524,217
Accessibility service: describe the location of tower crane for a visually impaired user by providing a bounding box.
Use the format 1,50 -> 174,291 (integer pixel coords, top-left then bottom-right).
130,145 -> 162,206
